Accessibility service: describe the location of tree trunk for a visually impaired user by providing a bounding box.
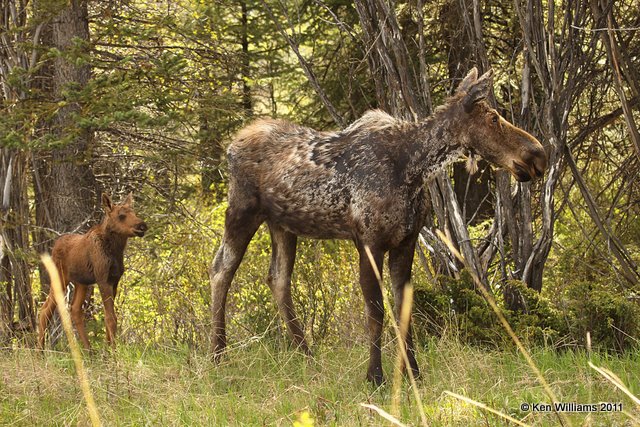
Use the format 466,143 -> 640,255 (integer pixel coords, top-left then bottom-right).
31,0 -> 99,345
0,0 -> 45,341
240,0 -> 253,117
43,0 -> 99,232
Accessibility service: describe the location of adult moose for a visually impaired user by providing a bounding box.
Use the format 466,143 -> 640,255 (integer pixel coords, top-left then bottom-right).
38,193 -> 148,350
210,68 -> 547,385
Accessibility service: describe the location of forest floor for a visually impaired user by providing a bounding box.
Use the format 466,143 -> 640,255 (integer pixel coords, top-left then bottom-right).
1,339 -> 639,426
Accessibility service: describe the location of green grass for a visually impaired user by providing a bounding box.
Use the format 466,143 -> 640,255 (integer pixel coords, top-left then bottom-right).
1,338 -> 639,426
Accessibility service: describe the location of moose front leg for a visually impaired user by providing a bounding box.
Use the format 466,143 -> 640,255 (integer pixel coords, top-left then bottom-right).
358,245 -> 385,386
389,238 -> 420,379
98,282 -> 118,348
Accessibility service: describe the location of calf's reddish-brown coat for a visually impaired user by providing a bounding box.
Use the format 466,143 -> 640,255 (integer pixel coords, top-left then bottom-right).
38,193 -> 148,349
210,68 -> 547,385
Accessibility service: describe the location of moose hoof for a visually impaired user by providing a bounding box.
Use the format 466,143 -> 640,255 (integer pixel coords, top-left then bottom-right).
367,370 -> 385,387
406,367 -> 421,381
212,346 -> 226,364
296,342 -> 312,357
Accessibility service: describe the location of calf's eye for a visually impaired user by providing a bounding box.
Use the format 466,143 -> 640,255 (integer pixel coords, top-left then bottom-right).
118,214 -> 127,221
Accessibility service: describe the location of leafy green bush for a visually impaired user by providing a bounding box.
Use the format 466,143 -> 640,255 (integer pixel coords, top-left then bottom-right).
502,280 -> 567,348
412,270 -> 639,353
563,281 -> 640,352
112,196 -> 363,349
413,270 -> 507,346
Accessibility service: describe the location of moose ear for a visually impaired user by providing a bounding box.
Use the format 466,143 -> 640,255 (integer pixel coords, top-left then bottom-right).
456,67 -> 478,95
101,193 -> 113,212
122,192 -> 134,207
462,69 -> 494,112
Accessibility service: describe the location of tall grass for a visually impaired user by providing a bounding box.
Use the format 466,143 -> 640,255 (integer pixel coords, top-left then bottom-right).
2,339 -> 639,425
40,255 -> 101,427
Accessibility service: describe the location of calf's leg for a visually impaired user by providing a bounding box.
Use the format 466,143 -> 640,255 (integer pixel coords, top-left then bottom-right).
37,295 -> 56,349
98,282 -> 117,348
37,268 -> 67,349
267,223 -> 310,355
70,283 -> 91,350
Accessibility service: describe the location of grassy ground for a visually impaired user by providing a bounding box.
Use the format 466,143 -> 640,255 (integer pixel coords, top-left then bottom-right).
1,338 -> 639,426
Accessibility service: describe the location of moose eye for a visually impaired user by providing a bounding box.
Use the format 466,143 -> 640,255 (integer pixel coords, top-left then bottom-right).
118,214 -> 127,221
492,115 -> 499,124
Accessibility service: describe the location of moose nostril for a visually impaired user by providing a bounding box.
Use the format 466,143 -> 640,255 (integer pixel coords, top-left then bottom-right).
138,222 -> 148,231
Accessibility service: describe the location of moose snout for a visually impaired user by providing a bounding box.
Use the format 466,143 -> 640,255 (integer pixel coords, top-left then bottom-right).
513,142 -> 547,182
134,221 -> 148,237
530,148 -> 547,178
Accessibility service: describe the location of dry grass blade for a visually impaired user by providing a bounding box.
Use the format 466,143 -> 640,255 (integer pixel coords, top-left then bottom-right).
434,230 -> 571,427
363,246 -> 429,426
392,285 -> 414,414
588,362 -> 640,406
621,410 -> 640,424
444,391 -> 531,427
41,254 -> 102,427
360,403 -> 408,427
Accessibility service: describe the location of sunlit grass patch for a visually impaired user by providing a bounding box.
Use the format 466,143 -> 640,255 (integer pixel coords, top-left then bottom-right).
1,341 -> 639,425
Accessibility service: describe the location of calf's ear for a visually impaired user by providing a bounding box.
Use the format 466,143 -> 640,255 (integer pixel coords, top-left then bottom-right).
122,192 -> 134,207
102,193 -> 113,212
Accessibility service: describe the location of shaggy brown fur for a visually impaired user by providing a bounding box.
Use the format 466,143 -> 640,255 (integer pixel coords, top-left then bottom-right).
38,193 -> 148,350
209,68 -> 547,385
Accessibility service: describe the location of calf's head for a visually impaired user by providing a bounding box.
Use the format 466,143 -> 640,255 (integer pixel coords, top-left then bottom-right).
455,68 -> 547,182
102,193 -> 148,237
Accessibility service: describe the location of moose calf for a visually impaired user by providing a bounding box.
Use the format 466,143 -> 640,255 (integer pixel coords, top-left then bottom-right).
38,193 -> 148,350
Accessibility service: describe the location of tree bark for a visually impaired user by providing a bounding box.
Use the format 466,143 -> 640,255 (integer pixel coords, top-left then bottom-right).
40,0 -> 99,234
0,0 -> 44,340
32,1 -> 99,344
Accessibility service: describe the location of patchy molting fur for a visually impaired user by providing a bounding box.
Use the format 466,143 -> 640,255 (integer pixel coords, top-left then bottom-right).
226,103 -> 475,248
465,152 -> 479,175
210,68 -> 547,385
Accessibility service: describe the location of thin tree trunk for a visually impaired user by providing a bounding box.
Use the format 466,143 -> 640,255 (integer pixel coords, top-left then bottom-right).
32,1 -> 99,345
240,0 -> 253,117
41,0 -> 98,233
0,0 -> 44,340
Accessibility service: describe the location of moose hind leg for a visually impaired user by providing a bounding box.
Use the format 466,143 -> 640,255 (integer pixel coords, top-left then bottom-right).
210,205 -> 263,360
358,245 -> 385,386
267,223 -> 310,355
38,294 -> 57,349
389,239 -> 420,379
38,267 -> 67,349
70,283 -> 91,350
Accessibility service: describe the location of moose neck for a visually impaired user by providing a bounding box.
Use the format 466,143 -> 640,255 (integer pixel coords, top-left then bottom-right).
99,222 -> 129,255
404,102 -> 467,187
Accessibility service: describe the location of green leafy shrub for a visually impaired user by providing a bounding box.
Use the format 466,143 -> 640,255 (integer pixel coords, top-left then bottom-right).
502,280 -> 567,348
563,281 -> 640,352
413,270 -> 639,353
413,270 -> 507,347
